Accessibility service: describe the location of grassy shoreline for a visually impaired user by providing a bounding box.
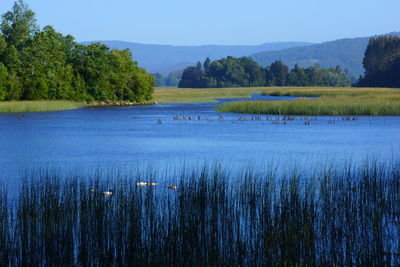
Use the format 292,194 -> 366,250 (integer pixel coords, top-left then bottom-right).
0,100 -> 154,113
153,86 -> 267,103
218,87 -> 400,116
0,100 -> 85,113
2,87 -> 400,115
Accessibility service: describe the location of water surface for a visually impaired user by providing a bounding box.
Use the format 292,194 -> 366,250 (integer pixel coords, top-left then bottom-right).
1,97 -> 399,185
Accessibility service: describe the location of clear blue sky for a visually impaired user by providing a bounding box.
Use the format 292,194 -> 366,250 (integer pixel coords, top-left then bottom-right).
1,0 -> 399,45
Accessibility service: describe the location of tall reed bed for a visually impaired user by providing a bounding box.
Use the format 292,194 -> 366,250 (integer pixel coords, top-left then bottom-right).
217,96 -> 400,116
0,160 -> 399,266
218,87 -> 400,116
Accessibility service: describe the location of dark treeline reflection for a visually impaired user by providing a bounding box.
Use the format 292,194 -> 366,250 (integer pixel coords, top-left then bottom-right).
0,160 -> 399,266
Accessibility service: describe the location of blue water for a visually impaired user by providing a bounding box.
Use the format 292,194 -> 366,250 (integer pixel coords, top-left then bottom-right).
0,95 -> 399,186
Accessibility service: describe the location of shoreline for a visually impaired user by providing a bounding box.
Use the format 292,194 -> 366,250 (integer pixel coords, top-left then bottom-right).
0,100 -> 157,113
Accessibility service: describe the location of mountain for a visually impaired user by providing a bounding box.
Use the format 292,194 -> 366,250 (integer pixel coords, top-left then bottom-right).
251,32 -> 400,78
81,41 -> 313,74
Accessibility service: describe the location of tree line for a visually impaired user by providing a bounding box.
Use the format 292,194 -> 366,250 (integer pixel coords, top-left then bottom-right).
357,35 -> 400,88
153,70 -> 182,87
178,56 -> 351,88
0,0 -> 154,102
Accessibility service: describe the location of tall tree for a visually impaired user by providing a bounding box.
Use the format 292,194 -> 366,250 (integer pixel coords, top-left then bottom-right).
179,66 -> 205,88
358,36 -> 400,87
203,57 -> 211,72
1,0 -> 38,50
269,61 -> 288,86
0,63 -> 9,100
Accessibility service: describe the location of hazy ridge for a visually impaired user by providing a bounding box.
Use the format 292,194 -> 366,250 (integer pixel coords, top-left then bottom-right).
82,41 -> 312,74
251,32 -> 400,78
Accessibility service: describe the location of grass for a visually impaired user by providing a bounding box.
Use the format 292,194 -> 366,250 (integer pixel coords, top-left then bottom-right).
0,160 -> 399,266
0,100 -> 85,113
153,87 -> 268,103
218,87 -> 400,116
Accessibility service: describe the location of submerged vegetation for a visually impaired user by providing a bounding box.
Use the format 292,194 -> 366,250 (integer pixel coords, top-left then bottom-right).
218,87 -> 400,116
0,160 -> 399,266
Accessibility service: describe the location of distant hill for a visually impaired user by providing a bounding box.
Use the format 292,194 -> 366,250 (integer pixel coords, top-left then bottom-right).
82,41 -> 313,74
251,32 -> 400,78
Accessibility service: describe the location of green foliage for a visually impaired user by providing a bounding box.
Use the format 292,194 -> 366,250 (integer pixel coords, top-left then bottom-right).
0,0 -> 37,50
179,57 -> 351,88
358,36 -> 400,88
0,63 -> 8,100
179,66 -> 206,88
0,1 -> 154,102
153,70 -> 182,87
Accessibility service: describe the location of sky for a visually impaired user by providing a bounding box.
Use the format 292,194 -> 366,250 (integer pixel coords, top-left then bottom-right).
1,0 -> 400,46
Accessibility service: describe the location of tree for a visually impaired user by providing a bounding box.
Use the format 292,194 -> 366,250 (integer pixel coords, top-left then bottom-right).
0,1 -> 155,102
1,0 -> 38,50
19,25 -> 70,99
0,63 -> 9,100
358,36 -> 400,87
203,57 -> 211,72
269,61 -> 288,86
239,57 -> 264,86
0,34 -> 6,60
179,66 -> 205,88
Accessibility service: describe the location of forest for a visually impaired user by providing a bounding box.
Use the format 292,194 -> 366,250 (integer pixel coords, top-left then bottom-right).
357,36 -> 400,88
0,1 -> 154,102
178,57 -> 351,88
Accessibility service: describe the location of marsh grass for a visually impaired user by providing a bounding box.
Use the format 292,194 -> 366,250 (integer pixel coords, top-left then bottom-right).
0,161 -> 399,266
0,100 -> 84,113
154,87 -> 268,103
218,87 -> 400,116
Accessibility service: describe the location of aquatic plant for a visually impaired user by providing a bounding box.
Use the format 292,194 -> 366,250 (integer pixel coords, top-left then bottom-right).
0,160 -> 399,266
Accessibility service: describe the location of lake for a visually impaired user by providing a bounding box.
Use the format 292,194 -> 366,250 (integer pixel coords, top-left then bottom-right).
1,95 -> 399,186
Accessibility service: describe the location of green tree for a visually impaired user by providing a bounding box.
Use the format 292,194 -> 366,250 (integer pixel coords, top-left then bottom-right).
203,57 -> 211,72
0,34 -> 6,60
1,0 -> 38,50
130,67 -> 155,102
20,25 -> 71,99
0,63 -> 9,100
359,36 -> 400,87
269,61 -> 288,86
179,66 -> 205,88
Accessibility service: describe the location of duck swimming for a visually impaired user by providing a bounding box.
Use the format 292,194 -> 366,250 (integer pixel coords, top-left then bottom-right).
136,182 -> 158,186
102,190 -> 114,196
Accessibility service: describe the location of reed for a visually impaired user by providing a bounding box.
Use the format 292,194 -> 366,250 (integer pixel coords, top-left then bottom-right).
0,160 -> 399,266
0,100 -> 84,113
218,87 -> 400,116
154,87 -> 271,103
218,96 -> 400,116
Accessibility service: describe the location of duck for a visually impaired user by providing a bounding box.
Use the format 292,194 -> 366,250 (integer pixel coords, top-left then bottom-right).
136,182 -> 158,186
102,190 -> 114,196
19,113 -> 24,120
167,185 -> 177,190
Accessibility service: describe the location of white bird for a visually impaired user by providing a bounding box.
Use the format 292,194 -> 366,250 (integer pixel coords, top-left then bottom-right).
136,182 -> 158,186
102,190 -> 114,196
